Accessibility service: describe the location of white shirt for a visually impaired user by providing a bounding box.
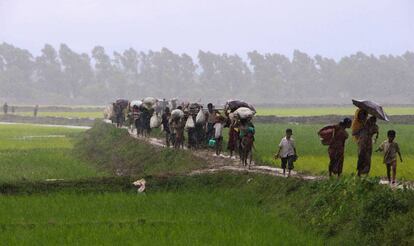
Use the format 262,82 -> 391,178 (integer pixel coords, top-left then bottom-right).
279,137 -> 295,158
214,123 -> 223,138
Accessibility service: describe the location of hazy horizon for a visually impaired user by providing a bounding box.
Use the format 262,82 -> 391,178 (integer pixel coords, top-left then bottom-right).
1,0 -> 413,58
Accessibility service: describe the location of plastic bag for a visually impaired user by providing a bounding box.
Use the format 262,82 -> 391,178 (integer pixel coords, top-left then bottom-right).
196,109 -> 205,124
185,116 -> 195,129
150,114 -> 161,128
208,139 -> 216,147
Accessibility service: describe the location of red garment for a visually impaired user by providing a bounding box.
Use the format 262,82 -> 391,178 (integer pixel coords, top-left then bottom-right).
328,125 -> 349,174
227,126 -> 238,151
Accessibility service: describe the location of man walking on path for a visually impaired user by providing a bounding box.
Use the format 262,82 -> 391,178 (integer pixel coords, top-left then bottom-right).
275,129 -> 297,177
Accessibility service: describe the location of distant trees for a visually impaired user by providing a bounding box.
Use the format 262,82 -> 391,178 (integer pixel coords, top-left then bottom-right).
0,42 -> 413,105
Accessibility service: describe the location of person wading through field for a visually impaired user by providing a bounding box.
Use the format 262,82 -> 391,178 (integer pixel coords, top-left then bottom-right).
355,116 -> 379,176
326,118 -> 352,177
161,107 -> 171,147
275,129 -> 297,177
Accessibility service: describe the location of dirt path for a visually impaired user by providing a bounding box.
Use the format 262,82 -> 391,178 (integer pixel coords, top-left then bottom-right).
127,128 -> 414,190
128,128 -> 322,181
3,120 -> 411,188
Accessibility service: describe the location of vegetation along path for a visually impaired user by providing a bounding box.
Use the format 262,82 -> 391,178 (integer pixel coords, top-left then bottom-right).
126,127 -> 414,189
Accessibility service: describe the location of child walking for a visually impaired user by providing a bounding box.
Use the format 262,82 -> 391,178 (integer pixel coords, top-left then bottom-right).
376,130 -> 403,184
275,129 -> 297,177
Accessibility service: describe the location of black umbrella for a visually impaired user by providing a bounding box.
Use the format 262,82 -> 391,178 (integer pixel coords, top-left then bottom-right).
352,99 -> 389,121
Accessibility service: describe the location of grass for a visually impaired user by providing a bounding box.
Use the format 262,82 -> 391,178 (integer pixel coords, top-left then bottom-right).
0,188 -> 322,245
75,122 -> 208,177
256,106 -> 414,116
1,173 -> 414,245
247,123 -> 414,180
1,122 -> 414,244
0,123 -> 107,182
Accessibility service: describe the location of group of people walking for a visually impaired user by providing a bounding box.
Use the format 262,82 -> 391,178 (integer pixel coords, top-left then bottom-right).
159,102 -> 256,164
321,109 -> 403,184
111,99 -> 404,183
111,99 -> 256,164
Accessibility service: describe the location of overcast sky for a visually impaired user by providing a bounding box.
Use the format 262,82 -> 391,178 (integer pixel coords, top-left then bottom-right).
1,0 -> 413,58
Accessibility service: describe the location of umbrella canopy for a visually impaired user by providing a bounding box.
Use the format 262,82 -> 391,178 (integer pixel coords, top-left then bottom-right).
352,99 -> 389,121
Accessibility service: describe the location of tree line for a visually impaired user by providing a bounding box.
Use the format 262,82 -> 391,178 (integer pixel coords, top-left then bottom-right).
1,42 -> 413,105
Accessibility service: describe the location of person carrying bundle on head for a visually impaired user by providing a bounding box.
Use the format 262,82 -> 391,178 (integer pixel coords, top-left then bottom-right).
132,105 -> 142,136
206,103 -> 216,144
161,107 -> 172,147
226,112 -> 239,160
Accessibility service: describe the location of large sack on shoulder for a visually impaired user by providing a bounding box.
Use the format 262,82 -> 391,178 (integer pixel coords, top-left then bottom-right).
185,117 -> 195,129
196,109 -> 205,124
171,109 -> 184,119
150,114 -> 161,128
143,97 -> 157,109
318,125 -> 336,145
235,107 -> 255,119
104,105 -> 113,119
226,100 -> 256,113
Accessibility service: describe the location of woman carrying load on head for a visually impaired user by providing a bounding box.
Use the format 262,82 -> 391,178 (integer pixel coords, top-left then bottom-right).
226,113 -> 239,160
327,118 -> 352,177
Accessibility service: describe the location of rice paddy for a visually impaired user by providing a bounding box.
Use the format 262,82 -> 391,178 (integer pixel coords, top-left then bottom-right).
255,106 -> 414,116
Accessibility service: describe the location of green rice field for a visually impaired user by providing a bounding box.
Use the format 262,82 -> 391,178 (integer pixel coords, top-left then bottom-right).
0,189 -> 322,245
0,123 -> 107,182
15,111 -> 103,119
249,123 -> 414,180
255,106 -> 414,116
1,121 -> 414,244
0,123 -> 323,245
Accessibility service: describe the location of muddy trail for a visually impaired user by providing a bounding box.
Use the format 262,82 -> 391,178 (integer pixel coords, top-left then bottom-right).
128,128 -> 322,181
128,128 -> 414,190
